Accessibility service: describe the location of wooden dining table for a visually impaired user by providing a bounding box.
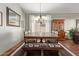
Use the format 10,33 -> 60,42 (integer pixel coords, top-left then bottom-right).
24,33 -> 58,43
24,33 -> 62,56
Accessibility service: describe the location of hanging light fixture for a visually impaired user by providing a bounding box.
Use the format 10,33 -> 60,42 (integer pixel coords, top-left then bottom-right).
37,3 -> 45,27
38,3 -> 43,24
39,3 -> 42,19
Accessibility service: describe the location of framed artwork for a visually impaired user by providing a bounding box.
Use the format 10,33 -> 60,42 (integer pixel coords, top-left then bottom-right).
6,7 -> 20,27
76,19 -> 79,29
0,12 -> 2,26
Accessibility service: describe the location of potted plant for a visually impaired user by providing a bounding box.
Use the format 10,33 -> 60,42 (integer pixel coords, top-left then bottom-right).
72,29 -> 79,44
68,28 -> 76,39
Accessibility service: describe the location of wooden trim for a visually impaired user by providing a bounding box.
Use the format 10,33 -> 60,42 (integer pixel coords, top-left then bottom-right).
0,39 -> 24,56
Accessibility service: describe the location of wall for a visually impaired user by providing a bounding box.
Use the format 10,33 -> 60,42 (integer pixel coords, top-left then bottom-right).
0,3 -> 25,55
51,13 -> 78,32
26,14 -> 52,33
0,3 -> 26,30
26,13 -> 79,32
0,27 -> 24,55
25,13 -> 29,31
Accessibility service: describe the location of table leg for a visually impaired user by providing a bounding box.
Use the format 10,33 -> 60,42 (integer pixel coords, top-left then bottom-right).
41,50 -> 44,56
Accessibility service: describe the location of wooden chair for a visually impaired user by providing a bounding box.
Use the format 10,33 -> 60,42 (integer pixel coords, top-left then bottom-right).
58,30 -> 65,41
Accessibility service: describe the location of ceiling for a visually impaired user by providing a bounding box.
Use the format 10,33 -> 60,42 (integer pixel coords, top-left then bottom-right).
19,3 -> 79,14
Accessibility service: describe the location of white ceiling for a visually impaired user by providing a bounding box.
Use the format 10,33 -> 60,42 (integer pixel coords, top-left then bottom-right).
19,3 -> 79,13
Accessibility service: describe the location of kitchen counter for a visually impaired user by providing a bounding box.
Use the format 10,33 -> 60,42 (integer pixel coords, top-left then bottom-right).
59,40 -> 79,56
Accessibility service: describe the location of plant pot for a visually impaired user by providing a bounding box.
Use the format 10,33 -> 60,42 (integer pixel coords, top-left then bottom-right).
73,32 -> 79,44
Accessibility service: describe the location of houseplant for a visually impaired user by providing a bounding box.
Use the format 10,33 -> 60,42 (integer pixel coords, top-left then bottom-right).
68,28 -> 78,39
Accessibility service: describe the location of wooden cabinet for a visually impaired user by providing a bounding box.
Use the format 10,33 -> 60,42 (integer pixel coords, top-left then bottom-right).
51,19 -> 65,40
51,19 -> 64,31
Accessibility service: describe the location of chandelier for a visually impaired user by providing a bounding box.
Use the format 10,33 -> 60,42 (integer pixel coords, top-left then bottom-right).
38,3 -> 45,26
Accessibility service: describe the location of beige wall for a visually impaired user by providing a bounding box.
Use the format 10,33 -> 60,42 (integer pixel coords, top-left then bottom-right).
26,13 -> 79,32
0,3 -> 26,30
25,14 -> 29,31
0,3 -> 25,55
51,13 -> 78,32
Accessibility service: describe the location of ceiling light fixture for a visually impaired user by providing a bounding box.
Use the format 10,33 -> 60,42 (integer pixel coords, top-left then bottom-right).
39,3 -> 42,19
38,3 -> 43,23
38,3 -> 46,27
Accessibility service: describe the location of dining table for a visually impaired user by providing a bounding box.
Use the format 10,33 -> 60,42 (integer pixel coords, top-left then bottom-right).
23,33 -> 62,56
24,32 -> 58,43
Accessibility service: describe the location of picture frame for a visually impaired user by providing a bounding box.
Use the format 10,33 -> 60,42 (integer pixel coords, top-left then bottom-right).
6,7 -> 20,27
0,12 -> 2,26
